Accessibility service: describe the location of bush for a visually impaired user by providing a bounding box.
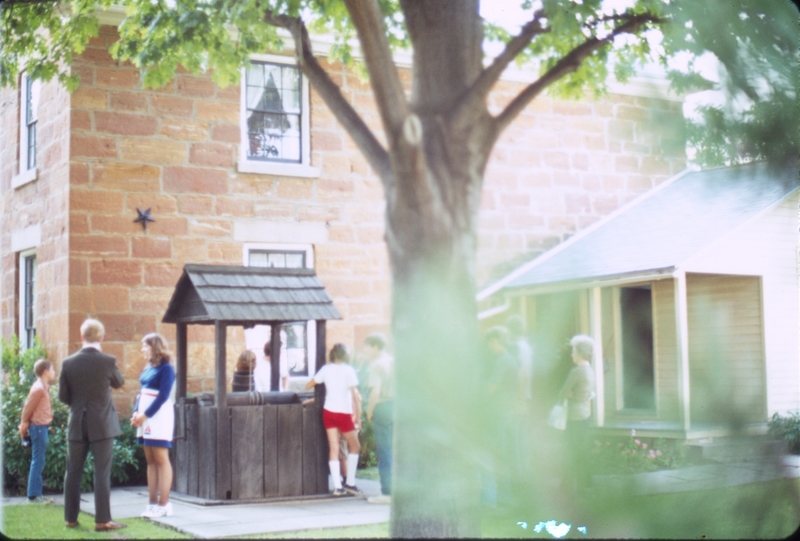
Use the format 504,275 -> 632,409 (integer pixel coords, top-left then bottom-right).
358,413 -> 378,469
588,430 -> 690,475
2,336 -> 145,496
768,411 -> 800,454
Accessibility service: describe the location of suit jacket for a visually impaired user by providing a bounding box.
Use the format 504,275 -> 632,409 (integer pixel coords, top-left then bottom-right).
59,347 -> 125,442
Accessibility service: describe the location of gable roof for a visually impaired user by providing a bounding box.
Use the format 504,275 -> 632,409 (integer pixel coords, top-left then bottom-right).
480,160 -> 799,296
162,264 -> 341,324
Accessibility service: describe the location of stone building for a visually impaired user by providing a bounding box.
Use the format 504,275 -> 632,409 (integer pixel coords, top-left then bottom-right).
0,19 -> 685,413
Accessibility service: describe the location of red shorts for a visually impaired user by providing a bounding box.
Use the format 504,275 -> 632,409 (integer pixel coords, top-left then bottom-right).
323,409 -> 356,433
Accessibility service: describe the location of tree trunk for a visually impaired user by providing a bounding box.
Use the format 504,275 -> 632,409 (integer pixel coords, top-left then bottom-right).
387,3 -> 492,536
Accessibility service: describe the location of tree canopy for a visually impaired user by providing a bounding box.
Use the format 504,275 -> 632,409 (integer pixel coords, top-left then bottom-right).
2,0 -> 797,167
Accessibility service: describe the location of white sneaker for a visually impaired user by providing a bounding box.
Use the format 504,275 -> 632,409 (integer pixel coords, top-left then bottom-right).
141,504 -> 167,518
368,495 -> 391,504
161,501 -> 173,517
140,504 -> 158,517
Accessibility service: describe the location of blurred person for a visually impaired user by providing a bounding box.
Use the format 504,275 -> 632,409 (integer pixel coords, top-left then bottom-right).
483,326 -> 519,507
507,315 -> 534,478
305,343 -> 362,496
232,350 -> 256,392
363,333 -> 394,504
131,333 -> 176,518
554,334 -> 596,493
18,359 -> 56,504
256,339 -> 289,392
59,318 -> 126,531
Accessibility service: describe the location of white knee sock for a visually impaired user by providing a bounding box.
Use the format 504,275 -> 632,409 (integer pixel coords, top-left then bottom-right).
329,460 -> 342,489
346,453 -> 359,486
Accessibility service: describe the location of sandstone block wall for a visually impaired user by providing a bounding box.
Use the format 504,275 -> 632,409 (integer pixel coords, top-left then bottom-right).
1,25 -> 685,413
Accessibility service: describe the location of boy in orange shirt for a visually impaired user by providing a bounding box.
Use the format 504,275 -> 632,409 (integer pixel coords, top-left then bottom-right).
18,359 -> 56,503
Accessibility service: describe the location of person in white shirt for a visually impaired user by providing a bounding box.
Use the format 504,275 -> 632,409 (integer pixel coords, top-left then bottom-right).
305,343 -> 362,496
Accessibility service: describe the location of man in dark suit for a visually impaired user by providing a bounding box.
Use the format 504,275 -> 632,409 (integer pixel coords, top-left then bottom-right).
59,318 -> 126,531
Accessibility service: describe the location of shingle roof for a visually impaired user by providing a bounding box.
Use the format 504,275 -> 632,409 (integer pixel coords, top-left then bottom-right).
498,161 -> 798,292
162,264 -> 342,324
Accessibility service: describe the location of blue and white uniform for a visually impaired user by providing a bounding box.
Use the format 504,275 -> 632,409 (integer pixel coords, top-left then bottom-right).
135,363 -> 176,448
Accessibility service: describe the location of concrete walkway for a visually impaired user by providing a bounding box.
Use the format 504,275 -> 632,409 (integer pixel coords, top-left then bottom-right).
4,456 -> 800,538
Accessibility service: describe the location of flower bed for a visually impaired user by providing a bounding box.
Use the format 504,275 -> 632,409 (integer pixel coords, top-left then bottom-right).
588,430 -> 694,475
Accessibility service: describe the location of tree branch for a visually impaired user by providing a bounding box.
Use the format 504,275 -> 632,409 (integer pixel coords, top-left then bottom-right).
494,13 -> 663,135
457,10 -> 549,113
341,0 -> 409,143
263,10 -> 393,182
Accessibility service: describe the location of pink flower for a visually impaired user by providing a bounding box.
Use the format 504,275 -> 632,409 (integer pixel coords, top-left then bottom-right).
656,450 -> 662,456
635,439 -> 641,446
642,443 -> 648,450
648,450 -> 656,457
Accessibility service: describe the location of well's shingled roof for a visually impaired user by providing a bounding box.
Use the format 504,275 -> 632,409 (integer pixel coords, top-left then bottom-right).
162,264 -> 342,324
501,160 -> 799,291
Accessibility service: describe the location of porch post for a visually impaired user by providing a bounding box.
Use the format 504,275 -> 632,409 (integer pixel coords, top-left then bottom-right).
674,271 -> 691,432
589,287 -> 604,427
214,320 -> 231,499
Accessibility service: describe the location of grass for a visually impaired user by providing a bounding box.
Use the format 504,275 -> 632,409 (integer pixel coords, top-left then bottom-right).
483,478 -> 800,539
3,477 -> 798,539
0,504 -> 191,539
237,523 -> 389,539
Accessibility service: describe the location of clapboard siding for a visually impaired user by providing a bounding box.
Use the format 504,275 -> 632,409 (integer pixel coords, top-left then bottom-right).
683,194 -> 799,415
687,274 -> 766,424
652,279 -> 679,421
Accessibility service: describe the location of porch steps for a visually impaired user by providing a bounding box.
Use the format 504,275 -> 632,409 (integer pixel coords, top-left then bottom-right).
685,436 -> 788,463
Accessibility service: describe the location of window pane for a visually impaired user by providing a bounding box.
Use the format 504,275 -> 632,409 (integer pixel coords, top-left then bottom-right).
283,322 -> 307,376
24,256 -> 36,349
285,253 -> 304,268
268,253 -> 286,268
249,252 -> 268,267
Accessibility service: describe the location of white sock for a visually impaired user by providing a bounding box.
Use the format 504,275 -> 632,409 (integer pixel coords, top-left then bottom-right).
329,460 -> 342,489
346,453 -> 359,486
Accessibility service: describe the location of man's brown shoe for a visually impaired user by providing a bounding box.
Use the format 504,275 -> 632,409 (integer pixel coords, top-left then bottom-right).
95,521 -> 127,531
65,521 -> 79,528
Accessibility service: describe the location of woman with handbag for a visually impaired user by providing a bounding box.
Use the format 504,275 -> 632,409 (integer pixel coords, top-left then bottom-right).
554,334 -> 596,492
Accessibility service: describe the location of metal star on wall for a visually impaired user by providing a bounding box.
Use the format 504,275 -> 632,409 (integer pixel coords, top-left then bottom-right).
133,208 -> 155,231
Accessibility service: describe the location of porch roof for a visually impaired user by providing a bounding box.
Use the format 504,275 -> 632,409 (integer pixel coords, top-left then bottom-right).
162,264 -> 342,324
486,160 -> 799,295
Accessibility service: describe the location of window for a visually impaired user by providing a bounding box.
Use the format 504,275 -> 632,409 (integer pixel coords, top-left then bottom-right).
238,55 -> 318,178
18,251 -> 37,350
244,244 -> 317,384
14,74 -> 39,188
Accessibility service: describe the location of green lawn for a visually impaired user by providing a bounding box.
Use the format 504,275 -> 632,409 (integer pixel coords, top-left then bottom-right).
0,504 -> 191,539
3,479 -> 798,539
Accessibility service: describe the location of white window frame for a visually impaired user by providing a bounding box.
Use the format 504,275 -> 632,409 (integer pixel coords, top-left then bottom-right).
13,73 -> 39,189
18,249 -> 37,350
238,54 -> 319,179
243,243 -> 318,385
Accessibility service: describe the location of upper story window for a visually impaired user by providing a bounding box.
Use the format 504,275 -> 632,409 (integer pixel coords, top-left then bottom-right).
13,74 -> 39,188
18,250 -> 37,350
238,55 -> 319,178
23,76 -> 37,170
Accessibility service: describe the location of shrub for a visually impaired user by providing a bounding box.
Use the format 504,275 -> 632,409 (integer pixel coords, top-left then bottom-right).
358,413 -> 378,469
768,411 -> 800,454
588,430 -> 690,475
2,336 -> 145,496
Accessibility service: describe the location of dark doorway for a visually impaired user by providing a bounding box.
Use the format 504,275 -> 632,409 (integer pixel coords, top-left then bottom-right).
620,286 -> 655,410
